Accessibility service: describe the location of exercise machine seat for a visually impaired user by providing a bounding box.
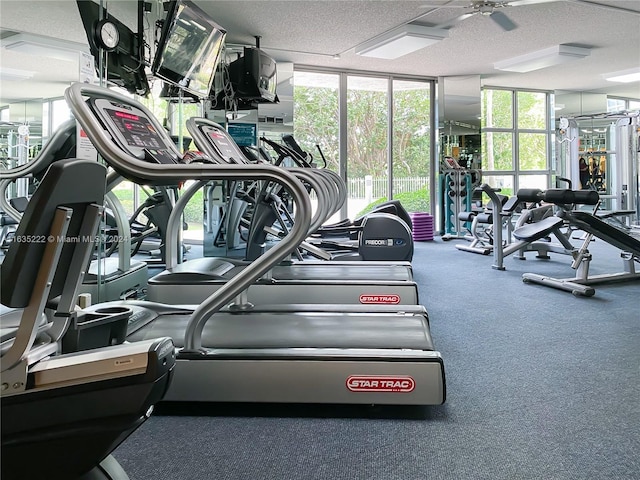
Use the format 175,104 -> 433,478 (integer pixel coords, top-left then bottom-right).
512,216 -> 564,243
1,158 -> 176,480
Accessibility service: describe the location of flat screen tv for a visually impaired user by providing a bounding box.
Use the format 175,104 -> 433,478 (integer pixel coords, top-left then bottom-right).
76,0 -> 150,96
152,0 -> 226,99
229,47 -> 279,103
209,46 -> 279,110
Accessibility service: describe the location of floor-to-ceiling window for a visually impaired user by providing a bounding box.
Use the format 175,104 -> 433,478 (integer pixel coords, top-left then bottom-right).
292,71 -> 340,221
392,79 -> 431,212
482,88 -> 515,196
346,75 -> 389,218
482,87 -> 552,196
516,90 -> 550,190
293,69 -> 434,221
292,72 -> 340,171
608,96 -> 640,113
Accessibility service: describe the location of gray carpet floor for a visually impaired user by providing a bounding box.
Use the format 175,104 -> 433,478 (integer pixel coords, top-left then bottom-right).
114,234 -> 640,480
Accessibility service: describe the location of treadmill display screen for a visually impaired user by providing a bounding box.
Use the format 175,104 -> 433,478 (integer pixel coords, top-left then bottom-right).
227,123 -> 257,147
105,109 -> 164,149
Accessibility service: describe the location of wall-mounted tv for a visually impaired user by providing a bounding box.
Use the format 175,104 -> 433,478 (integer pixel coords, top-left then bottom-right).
152,0 -> 226,99
76,0 -> 150,96
210,46 -> 279,110
229,47 -> 279,103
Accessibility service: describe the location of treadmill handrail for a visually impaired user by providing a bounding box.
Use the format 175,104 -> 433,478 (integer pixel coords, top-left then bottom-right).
320,168 -> 348,218
186,117 -> 330,235
165,180 -> 207,268
0,118 -> 77,181
287,168 -> 330,233
0,119 -> 78,223
64,82 -> 313,351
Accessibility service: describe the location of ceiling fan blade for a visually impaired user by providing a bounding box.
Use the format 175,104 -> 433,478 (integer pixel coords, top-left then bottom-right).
490,10 -> 518,30
419,3 -> 468,7
507,0 -> 560,6
435,12 -> 475,29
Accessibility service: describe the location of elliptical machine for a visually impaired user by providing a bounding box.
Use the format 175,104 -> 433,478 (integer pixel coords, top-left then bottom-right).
257,134 -> 415,261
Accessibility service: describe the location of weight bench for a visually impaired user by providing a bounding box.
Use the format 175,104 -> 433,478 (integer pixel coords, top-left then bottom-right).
595,209 -> 636,230
517,189 -> 640,296
455,191 -> 512,255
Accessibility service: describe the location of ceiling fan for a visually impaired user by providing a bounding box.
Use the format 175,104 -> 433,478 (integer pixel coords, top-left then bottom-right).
427,0 -> 561,32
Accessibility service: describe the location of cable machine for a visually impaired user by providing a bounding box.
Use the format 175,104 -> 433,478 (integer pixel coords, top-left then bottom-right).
556,111 -> 639,225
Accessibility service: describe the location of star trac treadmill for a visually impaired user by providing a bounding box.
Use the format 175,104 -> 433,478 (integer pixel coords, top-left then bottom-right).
66,82 -> 445,406
143,116 -> 417,306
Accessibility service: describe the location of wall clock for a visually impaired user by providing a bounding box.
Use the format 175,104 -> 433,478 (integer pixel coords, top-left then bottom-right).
95,19 -> 120,51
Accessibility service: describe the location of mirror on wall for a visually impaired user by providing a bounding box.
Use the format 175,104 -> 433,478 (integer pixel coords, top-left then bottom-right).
2,99 -> 44,168
437,75 -> 481,170
554,91 -> 639,216
554,91 -> 608,118
558,114 -> 638,209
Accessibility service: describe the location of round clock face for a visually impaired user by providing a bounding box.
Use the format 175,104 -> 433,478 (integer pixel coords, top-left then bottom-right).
558,117 -> 569,129
97,20 -> 119,51
17,125 -> 29,136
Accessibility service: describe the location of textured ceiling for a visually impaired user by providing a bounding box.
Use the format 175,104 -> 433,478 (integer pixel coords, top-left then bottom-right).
200,0 -> 640,94
0,0 -> 639,108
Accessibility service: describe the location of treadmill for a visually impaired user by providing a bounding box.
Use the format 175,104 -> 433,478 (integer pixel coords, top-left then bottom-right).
143,116 -> 416,306
186,116 -> 414,263
66,82 -> 445,406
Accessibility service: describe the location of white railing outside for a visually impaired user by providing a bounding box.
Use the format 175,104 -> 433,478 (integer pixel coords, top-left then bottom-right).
347,175 -> 429,202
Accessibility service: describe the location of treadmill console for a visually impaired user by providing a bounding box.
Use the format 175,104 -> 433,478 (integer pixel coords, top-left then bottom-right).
201,125 -> 247,165
89,98 -> 178,165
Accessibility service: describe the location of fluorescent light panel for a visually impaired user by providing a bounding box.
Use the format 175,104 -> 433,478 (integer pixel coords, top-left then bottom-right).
603,68 -> 640,83
494,44 -> 591,73
0,67 -> 35,80
1,33 -> 88,62
355,24 -> 448,60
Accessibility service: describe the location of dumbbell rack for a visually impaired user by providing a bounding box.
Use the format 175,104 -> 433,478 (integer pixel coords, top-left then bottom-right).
439,168 -> 473,239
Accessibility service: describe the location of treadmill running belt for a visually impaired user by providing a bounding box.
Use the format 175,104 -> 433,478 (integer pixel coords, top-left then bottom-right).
270,264 -> 411,281
127,312 -> 434,351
